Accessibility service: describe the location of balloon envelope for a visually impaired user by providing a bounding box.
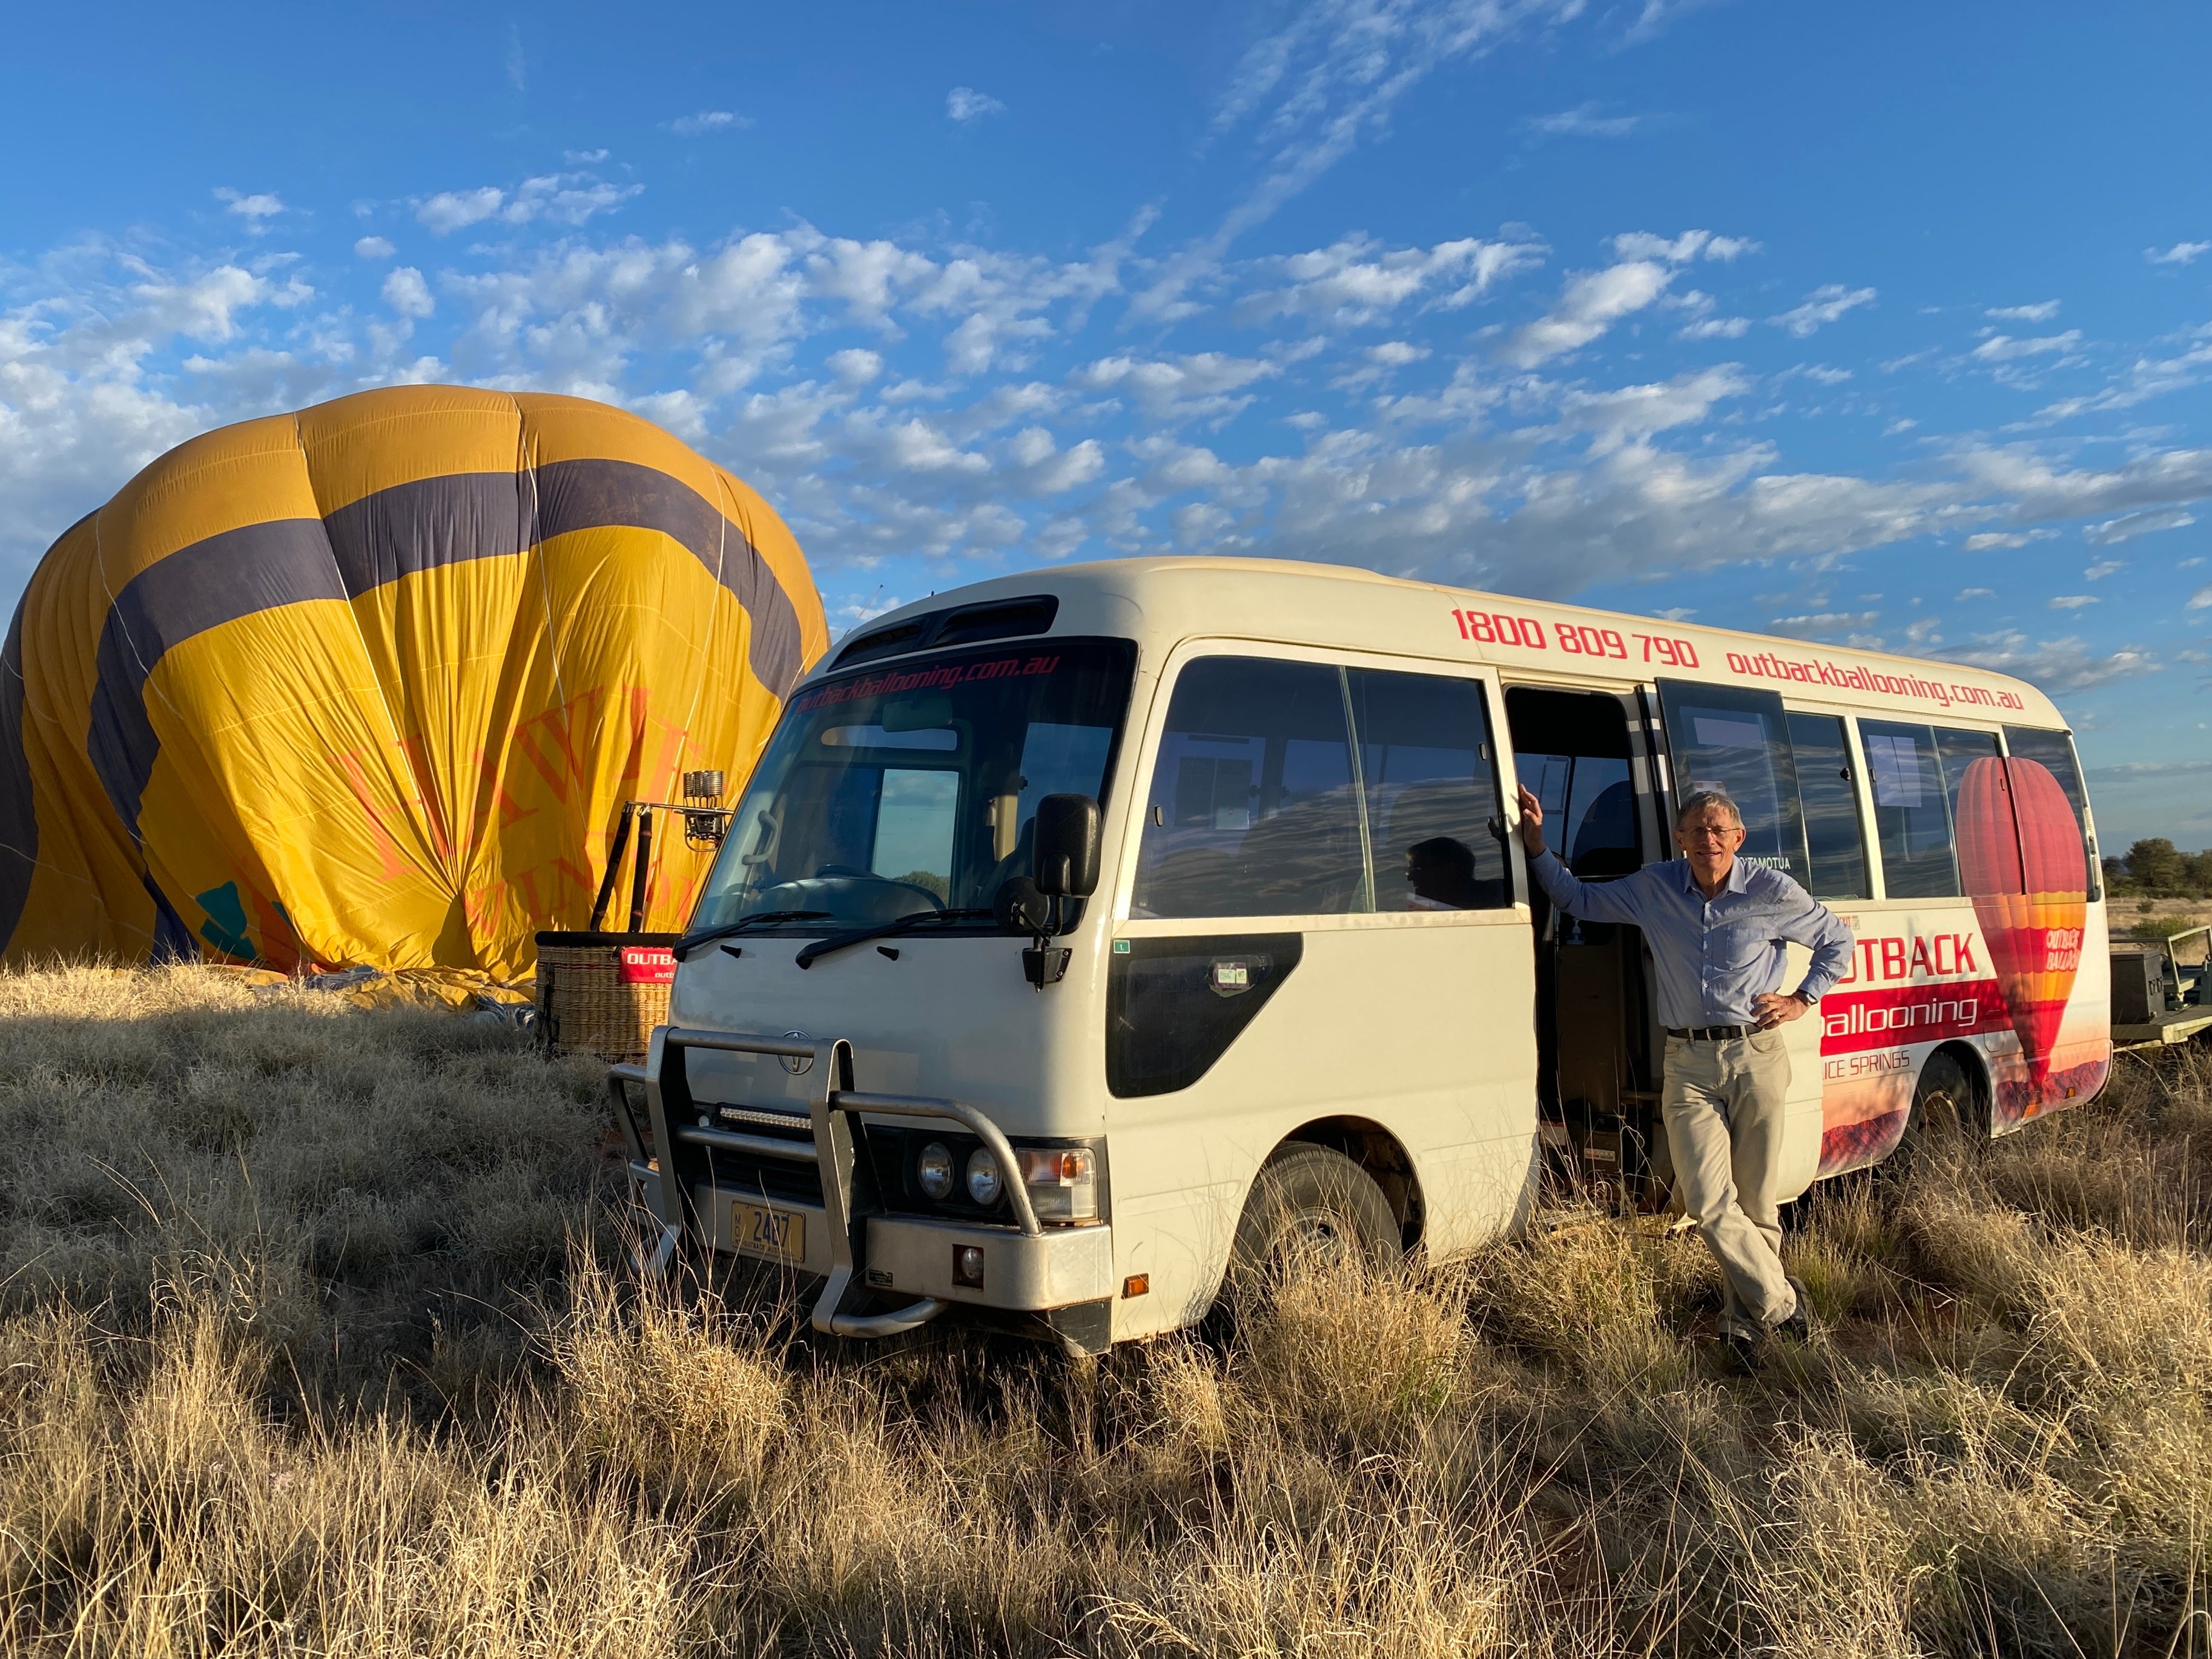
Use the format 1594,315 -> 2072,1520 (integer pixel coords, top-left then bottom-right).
0,386 -> 827,978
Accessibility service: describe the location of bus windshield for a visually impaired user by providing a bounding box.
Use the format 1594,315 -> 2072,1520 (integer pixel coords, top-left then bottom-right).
693,639 -> 1137,931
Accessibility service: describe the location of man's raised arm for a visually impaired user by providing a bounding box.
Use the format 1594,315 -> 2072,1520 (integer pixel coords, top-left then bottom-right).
1513,784 -> 1646,926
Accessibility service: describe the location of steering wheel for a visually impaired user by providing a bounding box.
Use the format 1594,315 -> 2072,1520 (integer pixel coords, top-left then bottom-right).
808,866 -> 945,912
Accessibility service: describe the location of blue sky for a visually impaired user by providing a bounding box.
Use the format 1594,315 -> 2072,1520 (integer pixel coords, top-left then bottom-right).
3,1 -> 2209,845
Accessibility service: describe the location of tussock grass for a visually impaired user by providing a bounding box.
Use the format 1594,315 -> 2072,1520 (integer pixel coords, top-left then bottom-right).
0,965 -> 2208,1655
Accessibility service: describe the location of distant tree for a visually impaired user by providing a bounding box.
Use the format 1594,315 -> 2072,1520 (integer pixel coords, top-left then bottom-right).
2185,848 -> 2212,897
2102,855 -> 2134,894
2126,837 -> 2187,894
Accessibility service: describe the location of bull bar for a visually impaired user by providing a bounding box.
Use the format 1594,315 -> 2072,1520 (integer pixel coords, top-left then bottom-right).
607,1027 -> 1111,1341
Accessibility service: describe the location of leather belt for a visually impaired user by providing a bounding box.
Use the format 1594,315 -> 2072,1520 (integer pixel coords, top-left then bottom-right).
1667,1024 -> 1755,1041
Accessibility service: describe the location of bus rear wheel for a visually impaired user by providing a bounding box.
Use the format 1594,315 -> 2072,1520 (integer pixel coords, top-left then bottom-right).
1227,1144 -> 1403,1297
1889,1049 -> 1985,1179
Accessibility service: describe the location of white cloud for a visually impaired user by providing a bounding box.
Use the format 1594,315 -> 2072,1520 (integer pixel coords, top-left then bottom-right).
1956,443 -> 2212,524
1972,329 -> 2082,362
2145,241 -> 2211,266
417,186 -> 506,234
1077,352 -> 1279,423
1550,364 -> 1751,451
1961,529 -> 2055,551
214,189 -> 285,230
1884,418 -> 1918,435
1677,315 -> 1749,340
1368,340 -> 1430,367
1236,233 -> 1546,326
1525,103 -> 1640,138
1771,285 -> 1877,337
946,87 -> 1007,122
2047,594 -> 2096,609
415,174 -> 639,236
2084,559 -> 2125,580
1955,587 -> 1996,599
1501,260 -> 1672,367
667,110 -> 751,137
1937,632 -> 2154,693
1138,0 -> 1582,320
827,348 -> 883,384
2030,332 -> 2212,422
2083,506 -> 2195,544
381,266 -> 434,318
564,148 -> 609,164
354,236 -> 395,260
2191,585 -> 2212,610
1986,301 -> 2059,322
1611,229 -> 1756,263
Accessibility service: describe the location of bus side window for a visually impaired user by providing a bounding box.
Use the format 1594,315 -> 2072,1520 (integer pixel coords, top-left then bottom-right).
1654,681 -> 1809,885
2002,725 -> 2102,901
1785,712 -> 1871,900
1858,719 -> 1960,898
1131,658 -> 1367,919
1345,667 -> 1511,911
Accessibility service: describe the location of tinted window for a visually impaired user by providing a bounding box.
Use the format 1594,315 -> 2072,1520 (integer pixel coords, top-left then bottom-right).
1859,719 -> 1958,897
1133,659 -> 1367,918
1935,728 -> 2001,833
1347,667 -> 1510,910
1657,682 -> 1809,884
2004,725 -> 2102,900
1786,713 -> 1870,900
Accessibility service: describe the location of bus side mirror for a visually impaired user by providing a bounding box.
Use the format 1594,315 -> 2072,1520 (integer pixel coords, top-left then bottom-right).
1032,794 -> 1101,898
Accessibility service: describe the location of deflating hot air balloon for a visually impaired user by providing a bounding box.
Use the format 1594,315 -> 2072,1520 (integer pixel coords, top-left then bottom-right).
1956,756 -> 2089,1086
0,386 -> 828,980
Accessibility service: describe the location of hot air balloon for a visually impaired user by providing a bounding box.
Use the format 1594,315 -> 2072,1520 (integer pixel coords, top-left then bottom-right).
1955,756 -> 2088,1087
0,386 -> 828,979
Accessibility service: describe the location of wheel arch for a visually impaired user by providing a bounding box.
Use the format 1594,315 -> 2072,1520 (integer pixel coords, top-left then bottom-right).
1917,1039 -> 1995,1140
1278,1116 -> 1427,1250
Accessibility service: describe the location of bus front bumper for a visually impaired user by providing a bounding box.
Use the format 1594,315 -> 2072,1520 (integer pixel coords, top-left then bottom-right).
610,1028 -> 1112,1345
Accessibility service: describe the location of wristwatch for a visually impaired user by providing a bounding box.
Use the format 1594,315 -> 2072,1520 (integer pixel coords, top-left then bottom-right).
1793,989 -> 1818,1008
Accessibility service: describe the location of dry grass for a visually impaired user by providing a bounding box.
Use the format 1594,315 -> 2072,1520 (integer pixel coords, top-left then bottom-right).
0,965 -> 2209,1656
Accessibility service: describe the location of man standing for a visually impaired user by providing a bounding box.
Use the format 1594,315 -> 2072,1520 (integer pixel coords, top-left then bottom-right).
1515,785 -> 1854,1355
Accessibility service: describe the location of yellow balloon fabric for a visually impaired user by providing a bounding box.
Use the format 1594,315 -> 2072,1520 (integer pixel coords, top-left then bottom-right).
0,386 -> 828,978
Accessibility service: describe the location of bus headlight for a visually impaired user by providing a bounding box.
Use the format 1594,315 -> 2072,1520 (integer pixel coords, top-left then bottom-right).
916,1141 -> 956,1201
1019,1146 -> 1098,1222
965,1148 -> 1003,1206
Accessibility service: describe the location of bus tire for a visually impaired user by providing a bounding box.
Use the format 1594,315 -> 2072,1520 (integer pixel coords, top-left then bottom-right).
1227,1144 -> 1404,1296
1889,1049 -> 1985,1179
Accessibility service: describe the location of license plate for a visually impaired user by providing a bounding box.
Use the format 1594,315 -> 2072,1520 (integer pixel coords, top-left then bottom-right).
732,1199 -> 804,1262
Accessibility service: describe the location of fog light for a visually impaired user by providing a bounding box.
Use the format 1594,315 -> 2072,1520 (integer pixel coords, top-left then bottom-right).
954,1245 -> 985,1287
965,1149 -> 1003,1206
916,1141 -> 956,1201
1019,1145 -> 1098,1222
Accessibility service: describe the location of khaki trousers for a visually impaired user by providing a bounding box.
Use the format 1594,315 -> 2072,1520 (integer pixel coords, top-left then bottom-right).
1663,1031 -> 1800,1339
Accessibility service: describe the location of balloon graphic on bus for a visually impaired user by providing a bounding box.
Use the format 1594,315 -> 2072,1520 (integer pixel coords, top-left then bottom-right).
1955,756 -> 2088,1086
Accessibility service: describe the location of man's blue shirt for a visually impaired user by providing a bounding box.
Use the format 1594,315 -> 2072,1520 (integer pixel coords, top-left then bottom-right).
1528,848 -> 1854,1030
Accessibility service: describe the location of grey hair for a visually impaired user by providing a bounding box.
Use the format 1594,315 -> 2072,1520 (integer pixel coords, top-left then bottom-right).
1674,790 -> 1744,831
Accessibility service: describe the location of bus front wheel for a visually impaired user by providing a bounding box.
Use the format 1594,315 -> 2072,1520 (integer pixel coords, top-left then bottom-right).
1227,1144 -> 1404,1296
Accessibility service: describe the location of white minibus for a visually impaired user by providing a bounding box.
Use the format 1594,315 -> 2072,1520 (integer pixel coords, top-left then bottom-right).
613,558 -> 2111,1352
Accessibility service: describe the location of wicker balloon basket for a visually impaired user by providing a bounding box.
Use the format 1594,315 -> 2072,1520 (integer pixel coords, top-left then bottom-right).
535,931 -> 679,1062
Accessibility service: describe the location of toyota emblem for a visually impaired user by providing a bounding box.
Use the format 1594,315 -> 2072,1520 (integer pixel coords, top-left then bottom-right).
780,1030 -> 813,1075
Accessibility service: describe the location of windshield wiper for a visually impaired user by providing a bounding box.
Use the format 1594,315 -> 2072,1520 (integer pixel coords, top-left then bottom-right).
794,908 -> 997,969
672,909 -> 833,961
